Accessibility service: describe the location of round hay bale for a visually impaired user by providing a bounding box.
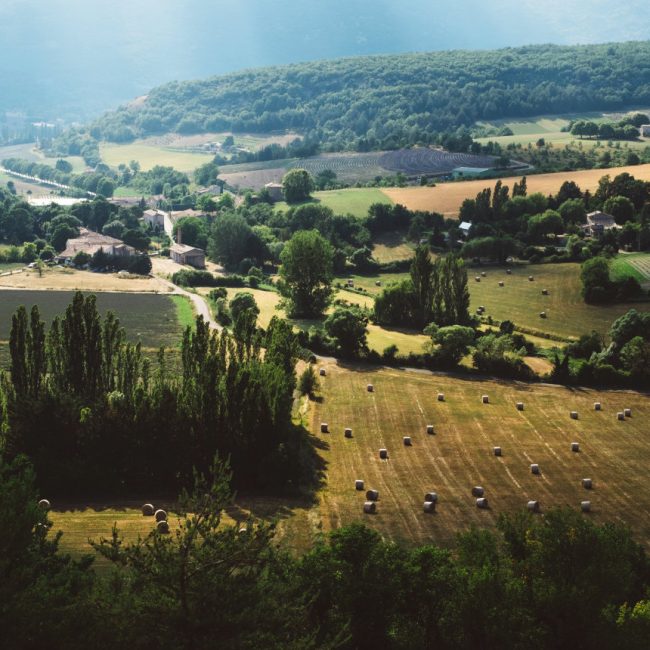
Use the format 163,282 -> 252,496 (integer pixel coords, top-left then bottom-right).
582,478 -> 593,489
479,306 -> 485,311
142,503 -> 155,516
617,411 -> 625,421
320,422 -> 329,433
481,271 -> 486,277
156,520 -> 170,534
498,281 -> 504,287
403,436 -> 412,446
344,428 -> 353,438
355,479 -> 365,490
367,384 -> 374,392
363,501 -> 377,514
379,448 -> 388,460
366,489 -> 379,501
476,497 -> 488,509
426,424 -> 435,435
38,498 -> 51,510
475,276 -> 481,282
542,289 -> 549,295
506,268 -> 512,275
424,492 -> 438,503
571,442 -> 580,452
238,526 -> 248,535
319,368 -> 326,377
493,446 -> 502,456
471,486 -> 485,497
516,402 -> 524,411
423,501 -> 436,513
527,500 -> 540,513
580,500 -> 591,513
531,463 -> 540,475
529,275 -> 534,281
624,408 -> 632,417
437,393 -> 445,402
154,509 -> 167,522
375,280 -> 382,287
482,395 -> 489,404
594,402 -> 601,411
539,311 -> 547,319
570,411 -> 578,420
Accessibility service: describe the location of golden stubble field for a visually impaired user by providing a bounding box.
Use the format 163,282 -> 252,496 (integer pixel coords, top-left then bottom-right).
310,362 -> 650,548
381,163 -> 650,216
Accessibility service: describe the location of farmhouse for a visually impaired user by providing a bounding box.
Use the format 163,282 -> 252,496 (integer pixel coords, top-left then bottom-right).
583,211 -> 618,236
452,166 -> 494,179
142,209 -> 166,230
171,208 -> 208,222
640,124 -> 650,137
264,182 -> 284,202
170,243 -> 206,268
58,228 -> 135,262
459,221 -> 472,237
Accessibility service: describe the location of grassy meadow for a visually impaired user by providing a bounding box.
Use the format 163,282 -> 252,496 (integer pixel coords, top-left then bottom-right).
275,187 -> 392,219
100,141 -> 214,173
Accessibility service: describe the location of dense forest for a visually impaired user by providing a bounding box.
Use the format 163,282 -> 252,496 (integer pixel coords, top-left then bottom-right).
86,42 -> 650,151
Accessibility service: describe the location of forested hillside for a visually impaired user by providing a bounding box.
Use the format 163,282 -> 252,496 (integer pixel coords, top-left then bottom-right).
91,41 -> 650,150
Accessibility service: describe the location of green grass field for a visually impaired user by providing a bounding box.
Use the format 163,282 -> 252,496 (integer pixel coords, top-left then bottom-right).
0,290 -> 185,350
171,294 -> 196,330
467,263 -> 650,341
100,142 -> 214,173
309,363 -> 650,548
275,188 -> 392,219
611,253 -> 650,284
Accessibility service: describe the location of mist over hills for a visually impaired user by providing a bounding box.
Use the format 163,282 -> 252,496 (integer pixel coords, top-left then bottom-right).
2,0 -> 650,122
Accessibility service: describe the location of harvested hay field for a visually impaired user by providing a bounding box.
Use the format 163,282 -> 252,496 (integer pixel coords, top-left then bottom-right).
468,263 -> 649,341
309,363 -> 650,548
381,163 -> 650,216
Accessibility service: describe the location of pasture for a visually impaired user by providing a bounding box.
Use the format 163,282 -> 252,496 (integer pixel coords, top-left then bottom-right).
381,163 -> 650,216
371,232 -> 415,263
0,290 -> 185,350
100,141 -> 213,173
275,188 -> 392,219
309,363 -> 650,548
467,263 -> 649,341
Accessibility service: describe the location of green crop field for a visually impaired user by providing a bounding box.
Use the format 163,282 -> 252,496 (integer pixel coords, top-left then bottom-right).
0,290 -> 185,350
275,188 -> 392,219
308,363 -> 650,548
611,253 -> 650,284
100,141 -> 214,172
467,263 -> 649,341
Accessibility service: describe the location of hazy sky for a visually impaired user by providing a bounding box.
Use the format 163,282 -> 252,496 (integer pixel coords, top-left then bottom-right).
1,0 -> 649,120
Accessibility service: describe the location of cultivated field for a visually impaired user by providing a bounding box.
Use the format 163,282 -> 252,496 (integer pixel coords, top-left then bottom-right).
467,263 -> 649,341
274,188 -> 392,219
0,142 -> 86,172
611,253 -> 650,285
310,363 -> 650,548
0,290 -> 185,350
381,163 -> 650,216
100,141 -> 214,173
371,232 -> 415,263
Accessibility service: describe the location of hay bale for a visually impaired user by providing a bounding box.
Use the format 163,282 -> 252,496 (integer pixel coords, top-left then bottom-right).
471,486 -> 485,497
531,464 -> 540,475
498,281 -> 504,287
506,268 -> 512,275
516,402 -> 524,411
154,509 -> 167,522
493,446 -> 502,456
344,428 -> 353,438
403,436 -> 412,446
423,501 -> 436,513
594,402 -> 601,411
482,395 -> 489,404
375,280 -> 382,287
539,311 -> 546,318
363,501 -> 377,514
426,424 -> 434,435
437,393 -> 445,402
367,384 -> 374,392
481,271 -> 487,277
542,289 -> 549,295
476,497 -> 488,509
617,412 -> 625,421
475,276 -> 481,282
355,479 -> 365,491
379,448 -> 388,459
320,422 -> 329,433
319,368 -> 326,377
582,478 -> 593,489
142,503 -> 155,516
581,500 -> 591,513
424,492 -> 438,503
366,489 -> 379,501
570,411 -> 578,420
156,520 -> 170,534
527,500 -> 540,513
529,275 -> 534,281
624,408 -> 632,417
38,498 -> 51,510
238,526 -> 248,535
571,442 -> 580,452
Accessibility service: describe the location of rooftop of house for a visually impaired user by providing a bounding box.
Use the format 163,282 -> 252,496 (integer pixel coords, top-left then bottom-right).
170,243 -> 205,255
